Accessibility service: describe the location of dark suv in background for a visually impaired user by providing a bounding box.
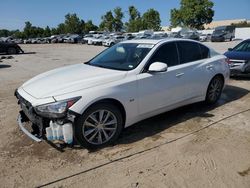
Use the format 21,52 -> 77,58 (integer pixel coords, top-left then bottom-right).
0,42 -> 24,54
211,25 -> 235,42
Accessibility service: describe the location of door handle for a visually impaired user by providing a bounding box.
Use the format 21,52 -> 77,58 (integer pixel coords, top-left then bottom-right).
176,73 -> 184,77
206,65 -> 214,69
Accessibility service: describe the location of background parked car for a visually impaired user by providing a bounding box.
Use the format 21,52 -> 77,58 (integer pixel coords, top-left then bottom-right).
199,34 -> 211,42
91,36 -> 110,45
64,34 -> 82,43
82,34 -> 94,44
0,42 -> 24,54
224,39 -> 250,75
211,25 -> 235,42
87,35 -> 102,45
181,31 -> 200,40
103,35 -> 125,47
169,32 -> 182,38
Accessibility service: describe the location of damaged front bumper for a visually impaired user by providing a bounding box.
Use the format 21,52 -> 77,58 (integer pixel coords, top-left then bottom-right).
15,89 -> 78,144
17,113 -> 42,142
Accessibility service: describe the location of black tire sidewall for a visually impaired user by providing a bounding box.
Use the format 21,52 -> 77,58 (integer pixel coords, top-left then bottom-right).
205,76 -> 224,104
74,103 -> 123,149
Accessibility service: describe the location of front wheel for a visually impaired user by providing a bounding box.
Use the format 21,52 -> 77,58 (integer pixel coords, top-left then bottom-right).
205,76 -> 224,104
74,103 -> 123,149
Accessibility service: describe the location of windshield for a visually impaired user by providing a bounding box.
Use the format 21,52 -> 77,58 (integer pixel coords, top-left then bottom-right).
213,29 -> 225,34
233,41 -> 250,52
88,43 -> 154,71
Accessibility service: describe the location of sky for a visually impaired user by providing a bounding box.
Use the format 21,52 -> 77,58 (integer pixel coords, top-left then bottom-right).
0,0 -> 250,30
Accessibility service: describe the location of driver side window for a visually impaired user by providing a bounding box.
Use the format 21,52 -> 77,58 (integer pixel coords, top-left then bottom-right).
148,42 -> 179,68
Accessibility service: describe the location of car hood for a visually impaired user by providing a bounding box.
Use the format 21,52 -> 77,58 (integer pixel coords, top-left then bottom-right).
224,51 -> 250,61
22,64 -> 127,99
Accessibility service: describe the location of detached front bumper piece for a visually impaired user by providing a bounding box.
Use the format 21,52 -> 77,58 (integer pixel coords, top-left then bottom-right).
17,113 -> 42,142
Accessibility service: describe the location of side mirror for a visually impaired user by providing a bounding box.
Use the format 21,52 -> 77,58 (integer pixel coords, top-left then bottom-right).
228,48 -> 233,51
148,62 -> 168,73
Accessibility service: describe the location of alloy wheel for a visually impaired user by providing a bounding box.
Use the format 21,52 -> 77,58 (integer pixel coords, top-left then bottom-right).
207,77 -> 223,102
82,109 -> 118,145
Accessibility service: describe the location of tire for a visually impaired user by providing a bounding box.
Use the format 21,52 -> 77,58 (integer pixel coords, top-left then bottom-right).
74,103 -> 123,149
205,76 -> 224,104
7,47 -> 17,54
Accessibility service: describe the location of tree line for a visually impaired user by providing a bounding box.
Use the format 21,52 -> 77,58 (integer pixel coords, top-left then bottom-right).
0,6 -> 161,39
1,0 -> 218,39
99,6 -> 161,32
0,14 -> 98,39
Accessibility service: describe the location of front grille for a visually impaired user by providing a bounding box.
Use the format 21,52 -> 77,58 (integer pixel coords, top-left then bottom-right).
15,90 -> 45,137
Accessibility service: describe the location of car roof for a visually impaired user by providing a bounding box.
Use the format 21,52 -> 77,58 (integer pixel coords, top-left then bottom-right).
121,38 -> 202,45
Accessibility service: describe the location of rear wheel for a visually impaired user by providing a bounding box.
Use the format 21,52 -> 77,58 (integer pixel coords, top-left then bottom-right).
74,103 -> 123,149
205,76 -> 224,104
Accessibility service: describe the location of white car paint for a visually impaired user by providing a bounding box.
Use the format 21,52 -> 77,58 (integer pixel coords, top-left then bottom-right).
17,39 -> 230,128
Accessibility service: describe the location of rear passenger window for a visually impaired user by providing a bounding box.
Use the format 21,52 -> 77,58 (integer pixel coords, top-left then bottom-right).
177,41 -> 201,64
149,42 -> 179,67
199,44 -> 210,59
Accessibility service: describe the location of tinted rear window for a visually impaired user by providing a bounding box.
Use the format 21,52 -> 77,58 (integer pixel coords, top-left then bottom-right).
199,44 -> 210,59
177,41 -> 201,64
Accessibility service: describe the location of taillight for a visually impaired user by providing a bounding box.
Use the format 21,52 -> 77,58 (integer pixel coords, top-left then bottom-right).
225,58 -> 231,64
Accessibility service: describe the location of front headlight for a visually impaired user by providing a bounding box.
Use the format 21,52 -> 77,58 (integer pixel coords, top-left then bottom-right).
34,97 -> 81,118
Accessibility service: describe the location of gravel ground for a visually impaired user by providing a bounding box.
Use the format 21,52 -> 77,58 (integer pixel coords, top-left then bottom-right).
0,41 -> 249,188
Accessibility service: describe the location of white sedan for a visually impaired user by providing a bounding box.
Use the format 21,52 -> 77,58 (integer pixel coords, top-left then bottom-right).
15,39 -> 230,148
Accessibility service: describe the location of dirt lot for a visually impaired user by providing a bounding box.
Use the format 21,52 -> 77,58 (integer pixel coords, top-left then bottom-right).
0,41 -> 250,188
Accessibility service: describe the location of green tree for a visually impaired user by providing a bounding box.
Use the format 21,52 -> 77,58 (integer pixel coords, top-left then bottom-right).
23,21 -> 32,38
99,11 -> 114,31
126,6 -> 142,32
142,9 -> 161,31
51,28 -> 58,35
113,7 -> 124,32
12,30 -> 24,38
0,29 -> 12,37
22,22 -> 45,38
33,27 -> 45,37
43,26 -> 51,37
56,23 -> 66,34
170,0 -> 214,29
170,9 -> 182,28
84,20 -> 98,33
64,13 -> 83,34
